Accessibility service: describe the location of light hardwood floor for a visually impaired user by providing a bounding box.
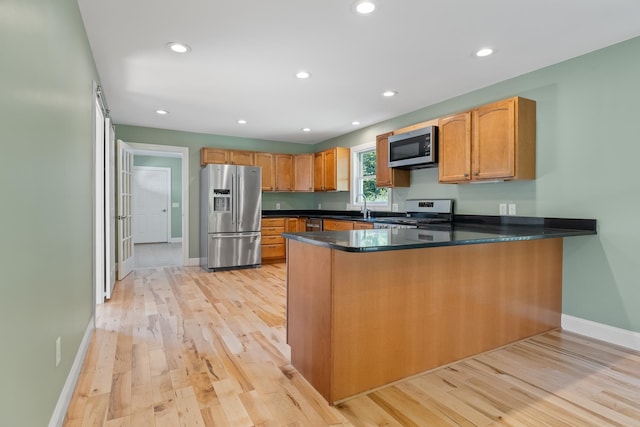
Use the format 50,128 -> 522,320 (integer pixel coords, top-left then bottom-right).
64,265 -> 640,426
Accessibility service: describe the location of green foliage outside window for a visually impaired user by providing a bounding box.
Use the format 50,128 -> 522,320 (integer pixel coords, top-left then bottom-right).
358,150 -> 388,203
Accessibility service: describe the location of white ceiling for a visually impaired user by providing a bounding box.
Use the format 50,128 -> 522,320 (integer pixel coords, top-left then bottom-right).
78,0 -> 640,145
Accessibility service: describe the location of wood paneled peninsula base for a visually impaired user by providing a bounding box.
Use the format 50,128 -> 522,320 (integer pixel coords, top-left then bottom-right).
285,236 -> 564,404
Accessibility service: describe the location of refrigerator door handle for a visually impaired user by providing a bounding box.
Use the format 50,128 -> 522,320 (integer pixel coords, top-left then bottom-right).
211,233 -> 259,239
231,174 -> 235,226
237,174 -> 242,227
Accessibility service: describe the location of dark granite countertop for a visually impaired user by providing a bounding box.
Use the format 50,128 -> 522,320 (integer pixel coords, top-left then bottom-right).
281,216 -> 597,252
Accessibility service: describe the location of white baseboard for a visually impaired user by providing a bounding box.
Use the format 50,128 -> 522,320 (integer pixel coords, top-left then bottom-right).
49,317 -> 95,427
187,257 -> 201,266
170,237 -> 183,243
562,314 -> 640,352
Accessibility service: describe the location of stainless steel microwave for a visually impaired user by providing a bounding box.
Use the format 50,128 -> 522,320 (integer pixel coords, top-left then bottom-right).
388,125 -> 438,169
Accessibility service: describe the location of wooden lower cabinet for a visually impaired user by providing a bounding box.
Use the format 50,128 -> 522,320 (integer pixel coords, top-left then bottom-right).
324,219 -> 373,231
261,217 -> 306,263
323,219 -> 354,231
286,238 -> 563,403
261,218 -> 285,263
353,222 -> 374,230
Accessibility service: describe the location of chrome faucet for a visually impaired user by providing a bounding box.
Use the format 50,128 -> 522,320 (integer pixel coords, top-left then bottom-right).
357,193 -> 371,219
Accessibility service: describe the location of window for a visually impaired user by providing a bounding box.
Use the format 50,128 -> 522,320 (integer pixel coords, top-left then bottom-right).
350,142 -> 391,210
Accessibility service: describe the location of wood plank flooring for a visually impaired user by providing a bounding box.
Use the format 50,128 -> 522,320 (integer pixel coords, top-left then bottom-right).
64,265 -> 640,426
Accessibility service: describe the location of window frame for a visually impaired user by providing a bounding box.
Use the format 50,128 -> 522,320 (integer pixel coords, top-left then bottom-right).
349,142 -> 392,211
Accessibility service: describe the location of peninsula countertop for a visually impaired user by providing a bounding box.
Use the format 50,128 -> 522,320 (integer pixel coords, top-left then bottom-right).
282,216 -> 597,253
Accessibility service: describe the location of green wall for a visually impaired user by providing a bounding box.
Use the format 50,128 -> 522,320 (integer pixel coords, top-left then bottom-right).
115,125 -> 314,257
133,155 -> 183,239
0,0 -> 98,425
315,37 -> 640,333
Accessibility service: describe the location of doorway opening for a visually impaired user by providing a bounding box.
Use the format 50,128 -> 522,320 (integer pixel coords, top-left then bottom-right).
126,142 -> 189,269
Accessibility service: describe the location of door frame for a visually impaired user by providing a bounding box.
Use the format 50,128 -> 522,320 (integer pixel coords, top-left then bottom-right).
125,142 -> 189,266
132,166 -> 172,244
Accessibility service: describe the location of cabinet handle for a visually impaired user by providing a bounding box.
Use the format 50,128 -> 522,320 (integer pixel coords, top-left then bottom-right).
464,174 -> 469,177
474,172 -> 479,176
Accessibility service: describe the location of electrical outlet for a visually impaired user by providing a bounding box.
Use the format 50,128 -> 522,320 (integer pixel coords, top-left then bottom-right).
56,336 -> 61,367
172,202 -> 179,208
508,203 -> 517,216
392,203 -> 399,212
499,203 -> 507,215
276,203 -> 281,210
318,203 -> 322,209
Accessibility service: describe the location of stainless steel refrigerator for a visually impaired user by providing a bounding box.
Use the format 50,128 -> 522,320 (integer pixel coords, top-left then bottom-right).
200,164 -> 262,270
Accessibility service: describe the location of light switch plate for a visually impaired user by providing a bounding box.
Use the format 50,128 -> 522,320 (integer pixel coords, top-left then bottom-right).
392,203 -> 399,212
499,203 -> 507,215
172,202 -> 179,208
276,203 -> 281,210
508,203 -> 517,216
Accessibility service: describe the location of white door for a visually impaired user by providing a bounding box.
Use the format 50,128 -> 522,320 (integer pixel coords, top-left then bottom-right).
117,139 -> 134,280
104,118 -> 116,299
133,167 -> 170,244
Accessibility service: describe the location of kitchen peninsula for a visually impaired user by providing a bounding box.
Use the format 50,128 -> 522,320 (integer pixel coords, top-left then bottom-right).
282,217 -> 596,404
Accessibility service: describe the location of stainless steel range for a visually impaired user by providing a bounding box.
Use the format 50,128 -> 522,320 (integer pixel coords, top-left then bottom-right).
373,199 -> 453,229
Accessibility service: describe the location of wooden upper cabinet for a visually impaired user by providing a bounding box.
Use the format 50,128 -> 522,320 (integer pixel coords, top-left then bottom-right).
200,148 -> 253,166
472,97 -> 535,181
438,96 -> 536,183
274,154 -> 293,191
254,152 -> 275,191
201,148 -> 228,166
293,154 -> 314,192
376,132 -> 410,188
228,150 -> 254,166
438,112 -> 472,183
313,152 -> 324,191
314,147 -> 350,191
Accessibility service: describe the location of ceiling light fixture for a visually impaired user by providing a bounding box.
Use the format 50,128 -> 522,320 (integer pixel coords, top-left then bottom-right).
352,121 -> 361,126
296,71 -> 311,79
476,47 -> 494,57
382,90 -> 397,97
167,42 -> 191,54
155,109 -> 169,115
302,128 -> 311,132
355,1 -> 376,14
237,119 -> 247,124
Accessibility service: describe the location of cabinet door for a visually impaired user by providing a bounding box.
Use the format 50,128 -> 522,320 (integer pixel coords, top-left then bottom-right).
293,154 -> 314,192
274,154 -> 293,191
438,112 -> 472,183
254,152 -> 275,191
200,148 -> 228,166
229,150 -> 254,166
323,219 -> 354,231
313,152 -> 325,191
472,98 -> 515,180
353,222 -> 374,230
324,149 -> 337,191
285,217 -> 299,232
376,133 -> 410,188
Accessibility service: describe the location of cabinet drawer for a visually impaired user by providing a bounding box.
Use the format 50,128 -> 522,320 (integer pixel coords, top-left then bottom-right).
262,218 -> 285,227
262,226 -> 284,236
262,244 -> 285,259
262,235 -> 285,245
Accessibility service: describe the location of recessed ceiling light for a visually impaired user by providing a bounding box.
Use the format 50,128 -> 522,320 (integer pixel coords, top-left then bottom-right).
382,90 -> 397,97
355,1 -> 376,14
155,109 -> 169,115
352,121 -> 361,126
296,71 -> 311,79
476,47 -> 494,57
237,119 -> 247,124
167,42 -> 191,54
302,128 -> 311,132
